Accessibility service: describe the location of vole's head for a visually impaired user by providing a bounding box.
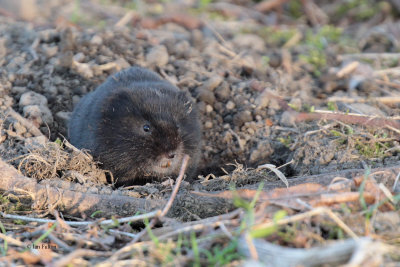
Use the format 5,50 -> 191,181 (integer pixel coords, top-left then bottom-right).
96,86 -> 200,184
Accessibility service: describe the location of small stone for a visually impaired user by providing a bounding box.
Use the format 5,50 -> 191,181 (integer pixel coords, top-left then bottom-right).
199,76 -> 223,92
233,110 -> 253,127
204,121 -> 213,129
319,151 -> 335,164
173,40 -> 191,58
46,85 -> 58,95
224,115 -> 232,123
72,95 -> 81,106
249,141 -> 271,163
19,91 -> 48,107
23,105 -> 53,125
269,53 -> 282,68
146,45 -> 169,67
38,29 -> 58,42
42,44 -> 58,58
226,101 -> 235,110
73,61 -> 93,78
280,111 -> 296,127
234,95 -> 246,106
0,37 -> 7,59
214,82 -> 230,101
59,51 -> 73,67
205,105 -> 213,113
55,111 -> 72,125
73,52 -> 85,62
196,88 -> 215,105
90,35 -> 103,45
11,86 -> 27,94
114,57 -> 130,70
213,102 -> 223,112
8,73 -> 15,82
255,90 -> 270,109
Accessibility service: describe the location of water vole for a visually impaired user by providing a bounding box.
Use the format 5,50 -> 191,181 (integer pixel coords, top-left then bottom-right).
68,67 -> 201,186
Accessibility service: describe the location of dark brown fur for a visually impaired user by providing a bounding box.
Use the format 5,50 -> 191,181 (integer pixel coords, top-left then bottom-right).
68,67 -> 201,186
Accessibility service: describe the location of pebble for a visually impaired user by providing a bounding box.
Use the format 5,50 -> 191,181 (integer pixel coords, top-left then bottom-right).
55,111 -> 72,125
204,121 -> 213,129
73,52 -> 85,62
249,141 -> 271,163
114,57 -> 130,70
280,111 -> 296,127
224,115 -> 233,123
255,90 -> 270,109
196,88 -> 215,105
213,102 -> 223,112
214,82 -> 231,101
38,29 -> 58,42
173,40 -> 191,58
19,91 -> 48,107
46,85 -> 58,95
11,86 -> 28,94
205,105 -> 213,113
269,53 -> 282,68
146,45 -> 169,67
233,95 -> 246,106
233,110 -> 253,127
72,95 -> 81,106
59,51 -> 73,67
199,76 -> 223,92
247,127 -> 255,135
42,44 -> 58,58
72,61 -> 93,78
90,35 -> 103,46
0,38 -> 6,58
226,101 -> 235,110
23,105 -> 53,125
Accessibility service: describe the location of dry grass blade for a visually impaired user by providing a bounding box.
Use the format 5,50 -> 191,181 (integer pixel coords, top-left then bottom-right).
252,207 -> 358,239
160,154 -> 190,217
239,237 -> 374,267
257,163 -> 289,187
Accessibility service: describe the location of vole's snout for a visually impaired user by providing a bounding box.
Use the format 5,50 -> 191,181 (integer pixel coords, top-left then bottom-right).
160,152 -> 175,168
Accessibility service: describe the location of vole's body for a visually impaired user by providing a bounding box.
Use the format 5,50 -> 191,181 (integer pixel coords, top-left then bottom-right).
68,67 -> 201,186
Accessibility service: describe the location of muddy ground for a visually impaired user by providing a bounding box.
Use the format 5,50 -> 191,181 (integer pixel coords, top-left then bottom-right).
1,0 -> 400,265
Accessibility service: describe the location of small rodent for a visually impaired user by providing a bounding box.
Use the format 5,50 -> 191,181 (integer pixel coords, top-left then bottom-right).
68,67 -> 201,186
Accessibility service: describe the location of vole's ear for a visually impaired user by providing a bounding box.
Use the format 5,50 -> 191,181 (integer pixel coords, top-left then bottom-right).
102,89 -> 134,119
177,91 -> 193,115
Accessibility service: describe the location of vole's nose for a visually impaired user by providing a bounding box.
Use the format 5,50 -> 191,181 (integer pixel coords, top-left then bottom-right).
168,153 -> 175,159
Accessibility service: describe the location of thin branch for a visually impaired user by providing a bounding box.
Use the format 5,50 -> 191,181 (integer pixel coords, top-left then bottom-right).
160,154 -> 190,217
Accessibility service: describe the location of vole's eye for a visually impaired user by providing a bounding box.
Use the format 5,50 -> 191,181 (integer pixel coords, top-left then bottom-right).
143,124 -> 151,132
